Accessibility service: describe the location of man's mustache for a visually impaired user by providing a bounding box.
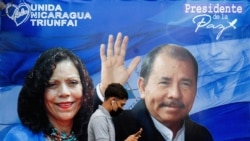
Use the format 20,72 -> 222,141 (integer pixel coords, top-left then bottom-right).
159,99 -> 185,109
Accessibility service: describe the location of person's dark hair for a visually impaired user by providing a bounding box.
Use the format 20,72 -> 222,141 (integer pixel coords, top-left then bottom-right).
140,44 -> 198,85
104,83 -> 128,100
18,47 -> 94,140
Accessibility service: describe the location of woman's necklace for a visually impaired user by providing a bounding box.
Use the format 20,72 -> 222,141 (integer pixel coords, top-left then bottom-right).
46,127 -> 77,141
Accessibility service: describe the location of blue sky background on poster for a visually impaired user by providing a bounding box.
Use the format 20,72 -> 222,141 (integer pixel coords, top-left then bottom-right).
1,1 -> 250,140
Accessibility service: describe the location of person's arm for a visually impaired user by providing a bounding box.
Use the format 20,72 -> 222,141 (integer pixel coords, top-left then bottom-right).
93,84 -> 105,110
125,128 -> 143,141
99,32 -> 141,94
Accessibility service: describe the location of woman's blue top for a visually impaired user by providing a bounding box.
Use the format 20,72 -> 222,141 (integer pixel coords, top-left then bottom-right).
3,124 -> 45,141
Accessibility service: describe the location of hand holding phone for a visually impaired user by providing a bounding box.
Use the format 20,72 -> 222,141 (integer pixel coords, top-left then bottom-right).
134,128 -> 143,137
125,128 -> 143,141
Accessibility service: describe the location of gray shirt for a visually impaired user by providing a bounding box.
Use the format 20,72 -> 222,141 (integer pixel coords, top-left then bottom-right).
88,105 -> 115,141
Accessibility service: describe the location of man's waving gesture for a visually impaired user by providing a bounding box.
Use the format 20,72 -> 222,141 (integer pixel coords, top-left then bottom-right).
99,32 -> 141,94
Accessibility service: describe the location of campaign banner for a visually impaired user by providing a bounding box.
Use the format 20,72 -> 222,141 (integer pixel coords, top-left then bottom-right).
0,0 -> 249,140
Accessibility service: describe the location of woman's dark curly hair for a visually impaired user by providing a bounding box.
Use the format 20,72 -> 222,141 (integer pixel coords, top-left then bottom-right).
18,47 -> 94,140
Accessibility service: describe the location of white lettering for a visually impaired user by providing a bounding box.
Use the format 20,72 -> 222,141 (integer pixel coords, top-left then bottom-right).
192,14 -> 238,40
30,12 -> 91,19
30,4 -> 62,11
185,3 -> 243,14
30,19 -> 78,26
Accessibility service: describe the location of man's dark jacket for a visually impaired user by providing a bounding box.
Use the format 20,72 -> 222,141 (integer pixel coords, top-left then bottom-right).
113,100 -> 214,141
93,91 -> 213,141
